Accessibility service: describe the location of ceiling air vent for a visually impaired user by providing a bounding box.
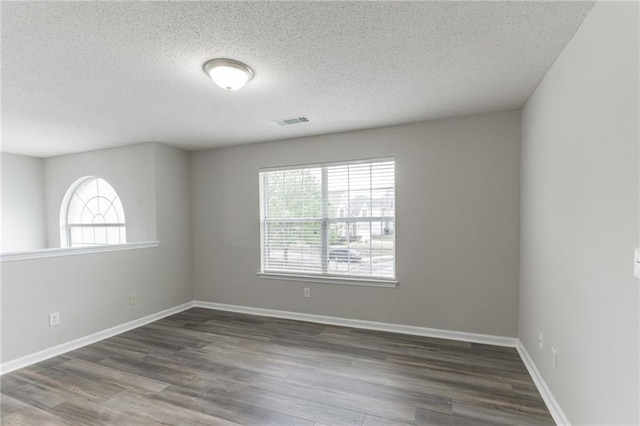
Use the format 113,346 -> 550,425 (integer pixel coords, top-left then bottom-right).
274,116 -> 310,126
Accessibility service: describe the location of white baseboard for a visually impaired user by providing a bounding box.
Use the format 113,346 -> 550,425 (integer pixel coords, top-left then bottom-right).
0,301 -> 195,375
516,341 -> 569,425
193,301 -> 518,347
0,298 -> 566,426
196,302 -> 568,424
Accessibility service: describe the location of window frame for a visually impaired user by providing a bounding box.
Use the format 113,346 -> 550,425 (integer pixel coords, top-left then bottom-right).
60,176 -> 127,248
258,157 -> 397,287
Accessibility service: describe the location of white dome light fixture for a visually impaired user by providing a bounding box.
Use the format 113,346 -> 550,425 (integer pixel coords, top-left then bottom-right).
203,58 -> 254,91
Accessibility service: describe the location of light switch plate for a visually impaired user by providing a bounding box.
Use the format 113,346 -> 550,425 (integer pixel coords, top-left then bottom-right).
635,248 -> 640,278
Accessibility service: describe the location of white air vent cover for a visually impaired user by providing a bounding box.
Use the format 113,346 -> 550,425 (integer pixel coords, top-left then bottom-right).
274,116 -> 310,126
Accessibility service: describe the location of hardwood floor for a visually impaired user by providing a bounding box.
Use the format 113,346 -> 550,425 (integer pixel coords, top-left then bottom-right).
1,308 -> 554,425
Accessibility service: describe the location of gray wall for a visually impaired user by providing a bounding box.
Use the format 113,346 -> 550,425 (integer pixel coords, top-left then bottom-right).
44,143 -> 157,247
1,153 -> 47,252
192,111 -> 521,337
1,143 -> 192,363
154,143 -> 193,303
520,2 -> 639,424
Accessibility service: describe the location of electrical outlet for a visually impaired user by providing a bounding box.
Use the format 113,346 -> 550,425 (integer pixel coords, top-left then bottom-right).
129,293 -> 137,305
538,332 -> 543,349
49,312 -> 60,327
551,347 -> 558,370
304,288 -> 310,298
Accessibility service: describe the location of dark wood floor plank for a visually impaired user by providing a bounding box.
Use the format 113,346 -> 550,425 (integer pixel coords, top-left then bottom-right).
287,367 -> 454,414
268,334 -> 391,360
0,394 -> 30,418
103,390 -> 252,426
200,340 -> 323,370
51,358 -> 169,396
250,375 -> 417,424
235,338 -> 356,367
362,414 -> 414,426
394,347 -> 527,374
350,357 -> 516,391
145,321 -> 244,346
151,384 -> 315,426
96,355 -> 208,393
1,405 -> 78,426
452,398 -> 555,426
384,352 -> 532,387
0,308 -> 554,425
317,329 -> 442,356
225,387 -> 366,425
311,360 -> 521,404
414,407 -> 502,426
343,327 -> 472,350
48,397 -> 159,426
21,368 -> 124,402
1,373 -> 79,410
176,345 -> 298,379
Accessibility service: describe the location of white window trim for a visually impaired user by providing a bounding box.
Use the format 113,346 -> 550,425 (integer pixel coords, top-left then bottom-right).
257,272 -> 398,288
60,176 -> 127,248
259,157 -> 396,282
0,241 -> 160,262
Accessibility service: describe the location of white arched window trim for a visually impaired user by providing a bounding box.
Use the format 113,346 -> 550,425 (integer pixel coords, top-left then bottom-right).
60,176 -> 127,248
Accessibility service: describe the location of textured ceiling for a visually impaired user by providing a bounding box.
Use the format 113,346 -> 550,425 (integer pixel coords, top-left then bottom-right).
2,1 -> 594,158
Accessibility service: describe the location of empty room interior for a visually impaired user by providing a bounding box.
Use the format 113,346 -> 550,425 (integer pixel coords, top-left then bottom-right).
1,1 -> 639,425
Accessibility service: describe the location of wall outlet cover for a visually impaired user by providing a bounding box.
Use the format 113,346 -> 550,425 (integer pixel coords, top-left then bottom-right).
538,332 -> 543,349
49,312 -> 60,327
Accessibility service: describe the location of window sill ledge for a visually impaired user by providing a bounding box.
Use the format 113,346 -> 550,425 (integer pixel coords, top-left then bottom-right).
0,241 -> 161,262
257,272 -> 398,288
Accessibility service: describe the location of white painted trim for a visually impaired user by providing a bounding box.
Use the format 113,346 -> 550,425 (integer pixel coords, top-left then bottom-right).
517,340 -> 569,425
257,272 -> 398,288
193,301 -> 518,347
0,295 -> 563,426
0,301 -> 194,375
0,241 -> 161,262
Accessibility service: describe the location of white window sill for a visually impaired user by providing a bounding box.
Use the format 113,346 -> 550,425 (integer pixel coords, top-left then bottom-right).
257,272 -> 398,288
0,241 -> 161,262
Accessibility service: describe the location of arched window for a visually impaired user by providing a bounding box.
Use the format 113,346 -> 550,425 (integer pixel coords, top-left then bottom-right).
61,177 -> 126,247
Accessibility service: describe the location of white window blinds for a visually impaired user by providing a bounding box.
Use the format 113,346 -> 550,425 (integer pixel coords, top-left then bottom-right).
259,158 -> 395,280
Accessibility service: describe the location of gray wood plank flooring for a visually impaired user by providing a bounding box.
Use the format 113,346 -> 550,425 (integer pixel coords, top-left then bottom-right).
1,308 -> 554,425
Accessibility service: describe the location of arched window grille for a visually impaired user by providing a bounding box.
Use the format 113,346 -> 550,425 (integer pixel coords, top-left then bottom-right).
62,177 -> 126,247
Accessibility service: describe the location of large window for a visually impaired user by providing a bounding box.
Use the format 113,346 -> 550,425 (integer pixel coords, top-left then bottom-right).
61,177 -> 126,247
259,158 -> 395,280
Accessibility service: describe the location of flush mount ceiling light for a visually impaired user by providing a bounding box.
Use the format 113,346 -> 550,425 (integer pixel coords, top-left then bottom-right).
203,59 -> 254,91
